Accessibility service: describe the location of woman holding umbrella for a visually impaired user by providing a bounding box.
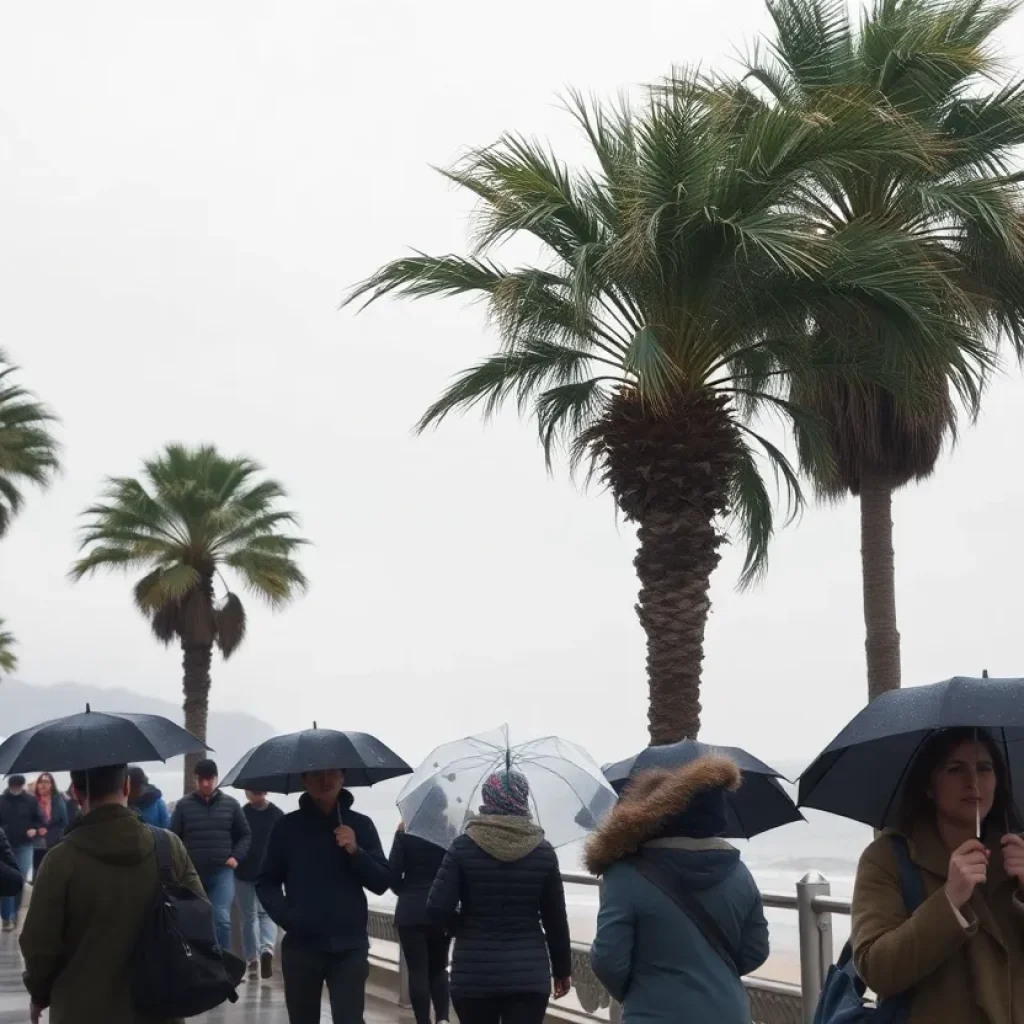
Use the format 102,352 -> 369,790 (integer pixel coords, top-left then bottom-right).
851,727 -> 1024,1022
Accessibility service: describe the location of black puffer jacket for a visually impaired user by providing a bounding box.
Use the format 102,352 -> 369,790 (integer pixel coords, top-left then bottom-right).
170,789 -> 251,875
0,790 -> 43,847
389,829 -> 448,928
427,825 -> 571,997
0,827 -> 23,898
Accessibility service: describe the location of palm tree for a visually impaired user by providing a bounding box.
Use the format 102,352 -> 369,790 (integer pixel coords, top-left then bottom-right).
348,76 -> 969,742
741,0 -> 1024,700
0,619 -> 17,678
0,352 -> 60,535
70,444 -> 308,781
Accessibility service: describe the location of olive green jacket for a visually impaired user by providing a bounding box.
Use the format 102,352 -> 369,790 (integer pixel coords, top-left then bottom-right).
20,803 -> 205,1024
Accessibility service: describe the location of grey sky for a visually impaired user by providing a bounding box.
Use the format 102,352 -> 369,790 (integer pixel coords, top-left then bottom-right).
1,1 -> 1023,773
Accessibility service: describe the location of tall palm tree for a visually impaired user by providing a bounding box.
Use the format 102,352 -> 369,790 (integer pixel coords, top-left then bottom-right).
0,619 -> 17,679
348,76 -> 969,742
0,352 -> 60,535
70,444 -> 308,781
742,0 -> 1024,700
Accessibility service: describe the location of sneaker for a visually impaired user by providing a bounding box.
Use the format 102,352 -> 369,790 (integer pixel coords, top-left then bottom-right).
260,951 -> 273,979
0,920 -> 12,933
247,960 -> 259,978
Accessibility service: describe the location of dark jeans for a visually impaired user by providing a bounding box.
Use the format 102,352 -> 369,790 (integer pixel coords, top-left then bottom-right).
452,993 -> 549,1024
398,925 -> 450,1024
281,936 -> 370,1023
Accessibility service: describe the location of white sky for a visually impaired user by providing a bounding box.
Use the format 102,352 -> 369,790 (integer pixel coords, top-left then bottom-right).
2,1 -> 1024,773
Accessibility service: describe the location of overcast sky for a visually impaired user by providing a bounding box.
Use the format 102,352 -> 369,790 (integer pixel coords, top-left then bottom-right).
1,1 -> 1023,773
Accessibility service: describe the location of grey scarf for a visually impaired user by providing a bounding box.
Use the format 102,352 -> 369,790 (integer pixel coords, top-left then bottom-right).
465,814 -> 544,862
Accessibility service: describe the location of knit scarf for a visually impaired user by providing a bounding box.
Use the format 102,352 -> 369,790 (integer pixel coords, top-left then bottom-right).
465,814 -> 544,862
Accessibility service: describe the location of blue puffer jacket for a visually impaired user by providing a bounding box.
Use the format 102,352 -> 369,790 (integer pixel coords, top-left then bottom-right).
587,756 -> 770,1024
130,785 -> 171,829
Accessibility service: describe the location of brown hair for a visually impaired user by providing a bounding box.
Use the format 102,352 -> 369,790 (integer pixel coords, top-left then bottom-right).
34,772 -> 57,797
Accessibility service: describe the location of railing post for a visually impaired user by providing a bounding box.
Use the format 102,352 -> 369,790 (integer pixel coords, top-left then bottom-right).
796,872 -> 833,1024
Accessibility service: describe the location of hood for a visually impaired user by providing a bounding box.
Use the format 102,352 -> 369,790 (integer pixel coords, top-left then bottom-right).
132,785 -> 163,810
585,754 -> 741,875
64,804 -> 154,866
465,814 -> 545,862
299,789 -> 355,820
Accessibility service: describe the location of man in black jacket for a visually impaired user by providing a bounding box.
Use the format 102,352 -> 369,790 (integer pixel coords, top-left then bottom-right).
0,827 -> 24,902
170,758 -> 251,952
257,768 -> 391,1024
0,775 -> 42,931
236,789 -> 284,979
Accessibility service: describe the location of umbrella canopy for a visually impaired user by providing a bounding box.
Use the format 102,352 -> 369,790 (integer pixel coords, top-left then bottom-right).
221,725 -> 412,793
0,705 -> 208,774
397,725 -> 618,849
799,675 -> 1024,829
603,739 -> 802,839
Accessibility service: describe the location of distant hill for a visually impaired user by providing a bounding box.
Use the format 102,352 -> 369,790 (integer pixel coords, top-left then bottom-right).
0,680 -> 277,789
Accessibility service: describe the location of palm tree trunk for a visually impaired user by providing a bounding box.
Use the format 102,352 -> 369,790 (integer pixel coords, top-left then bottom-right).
181,641 -> 213,789
860,470 -> 901,701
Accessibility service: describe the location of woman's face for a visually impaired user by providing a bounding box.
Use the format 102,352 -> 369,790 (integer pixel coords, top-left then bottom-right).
929,740 -> 997,831
36,775 -> 52,797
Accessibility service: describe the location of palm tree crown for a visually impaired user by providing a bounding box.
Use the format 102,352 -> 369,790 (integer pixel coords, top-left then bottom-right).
0,619 -> 17,679
349,75 -> 967,740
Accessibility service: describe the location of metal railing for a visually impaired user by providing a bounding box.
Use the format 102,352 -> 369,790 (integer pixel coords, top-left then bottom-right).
370,869 -> 849,1024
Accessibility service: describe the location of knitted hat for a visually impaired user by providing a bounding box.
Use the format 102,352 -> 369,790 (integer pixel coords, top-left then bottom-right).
480,770 -> 530,817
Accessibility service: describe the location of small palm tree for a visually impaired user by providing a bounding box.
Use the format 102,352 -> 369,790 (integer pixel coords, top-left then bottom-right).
0,352 -> 60,535
742,0 -> 1024,700
349,76 -> 966,742
71,444 -> 308,781
0,620 -> 18,678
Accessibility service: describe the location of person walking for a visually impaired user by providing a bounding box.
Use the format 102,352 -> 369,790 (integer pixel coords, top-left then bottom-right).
170,759 -> 251,953
236,789 -> 284,980
427,771 -> 572,1024
19,762 -> 206,1024
127,767 -> 171,828
390,814 -> 451,1024
31,773 -> 70,875
0,827 -> 24,902
257,768 -> 391,1024
0,775 -> 43,931
851,726 -> 1024,1022
586,755 -> 770,1024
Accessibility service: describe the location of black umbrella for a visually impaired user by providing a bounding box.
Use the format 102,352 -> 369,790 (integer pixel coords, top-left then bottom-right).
0,705 -> 209,774
602,739 -> 802,839
798,675 -> 1024,829
221,725 -> 412,793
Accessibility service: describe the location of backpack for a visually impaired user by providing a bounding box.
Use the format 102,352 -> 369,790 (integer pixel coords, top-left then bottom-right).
813,835 -> 925,1024
131,826 -> 245,1018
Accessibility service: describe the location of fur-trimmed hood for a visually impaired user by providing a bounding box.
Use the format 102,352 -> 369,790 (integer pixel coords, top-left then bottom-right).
585,754 -> 741,875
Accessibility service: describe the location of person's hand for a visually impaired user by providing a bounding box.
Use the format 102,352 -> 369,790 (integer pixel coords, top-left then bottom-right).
38,828 -> 47,837
30,1001 -> 43,1023
1002,834 -> 1024,885
335,826 -> 358,854
553,978 -> 571,1000
225,857 -> 239,870
26,829 -> 37,839
946,839 -> 989,909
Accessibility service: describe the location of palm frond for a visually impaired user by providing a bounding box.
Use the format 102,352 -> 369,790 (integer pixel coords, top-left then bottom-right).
215,593 -> 247,659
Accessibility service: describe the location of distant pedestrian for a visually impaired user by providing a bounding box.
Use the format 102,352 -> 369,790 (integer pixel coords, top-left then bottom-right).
32,773 -> 70,875
427,770 -> 572,1024
19,762 -> 205,1024
0,827 -> 24,901
0,775 -> 43,931
170,759 -> 251,953
236,789 -> 284,980
587,756 -> 770,1024
257,769 -> 391,1024
390,814 -> 451,1024
127,767 -> 171,828
64,786 -> 81,825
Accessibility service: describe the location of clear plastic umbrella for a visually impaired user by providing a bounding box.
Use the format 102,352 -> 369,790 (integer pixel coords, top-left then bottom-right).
397,725 -> 617,849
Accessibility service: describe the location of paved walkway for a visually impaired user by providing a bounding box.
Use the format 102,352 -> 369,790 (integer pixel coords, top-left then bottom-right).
0,930 -> 405,1023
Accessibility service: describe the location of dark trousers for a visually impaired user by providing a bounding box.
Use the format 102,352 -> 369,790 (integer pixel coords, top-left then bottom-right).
281,937 -> 370,1024
452,993 -> 549,1024
398,925 -> 450,1024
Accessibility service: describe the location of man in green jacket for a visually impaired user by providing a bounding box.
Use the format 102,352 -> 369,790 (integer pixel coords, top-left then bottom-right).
20,763 -> 206,1024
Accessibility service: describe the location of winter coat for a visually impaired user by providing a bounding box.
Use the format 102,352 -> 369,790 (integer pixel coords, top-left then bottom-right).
0,789 -> 44,847
35,793 -> 70,850
0,826 -> 24,898
389,828 -> 449,928
586,756 -> 770,1024
129,785 -> 171,829
257,789 -> 391,953
852,817 -> 1024,1023
170,788 -> 251,876
427,815 -> 572,997
236,802 -> 284,882
20,802 -> 205,1024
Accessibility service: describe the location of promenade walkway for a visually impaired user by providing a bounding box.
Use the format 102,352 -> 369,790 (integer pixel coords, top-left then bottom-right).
0,931 -> 406,1024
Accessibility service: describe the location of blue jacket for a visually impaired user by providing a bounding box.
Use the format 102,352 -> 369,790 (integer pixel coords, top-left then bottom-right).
130,785 -> 170,829
257,789 -> 391,953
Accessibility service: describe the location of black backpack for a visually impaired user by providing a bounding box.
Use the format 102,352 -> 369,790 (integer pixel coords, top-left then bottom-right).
131,826 -> 245,1018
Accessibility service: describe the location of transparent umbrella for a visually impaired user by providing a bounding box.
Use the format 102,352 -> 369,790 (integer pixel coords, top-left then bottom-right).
397,725 -> 617,849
